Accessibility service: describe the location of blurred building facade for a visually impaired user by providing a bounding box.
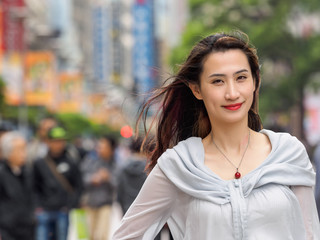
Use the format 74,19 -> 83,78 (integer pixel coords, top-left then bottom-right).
0,0 -> 26,107
0,0 -> 189,129
25,0 -> 82,70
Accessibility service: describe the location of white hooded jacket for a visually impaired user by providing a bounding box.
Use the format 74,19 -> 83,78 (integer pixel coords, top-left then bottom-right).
113,129 -> 320,239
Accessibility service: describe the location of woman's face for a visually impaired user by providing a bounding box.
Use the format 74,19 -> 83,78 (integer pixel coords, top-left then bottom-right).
190,49 -> 255,126
8,137 -> 26,167
97,139 -> 113,160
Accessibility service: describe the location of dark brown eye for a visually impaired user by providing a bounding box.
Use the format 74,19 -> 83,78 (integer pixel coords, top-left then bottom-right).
237,76 -> 247,81
212,79 -> 223,84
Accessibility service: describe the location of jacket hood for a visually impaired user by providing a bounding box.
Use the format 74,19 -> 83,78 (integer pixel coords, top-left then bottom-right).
157,129 -> 315,204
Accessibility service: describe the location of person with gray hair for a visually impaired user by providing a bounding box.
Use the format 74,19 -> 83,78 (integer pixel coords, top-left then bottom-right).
0,131 -> 35,240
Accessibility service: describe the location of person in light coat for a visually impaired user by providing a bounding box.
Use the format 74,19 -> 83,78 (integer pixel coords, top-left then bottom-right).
113,31 -> 320,240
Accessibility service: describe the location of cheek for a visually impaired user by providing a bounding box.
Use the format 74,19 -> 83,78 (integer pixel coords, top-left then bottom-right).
200,89 -> 221,107
245,85 -> 256,107
244,81 -> 255,96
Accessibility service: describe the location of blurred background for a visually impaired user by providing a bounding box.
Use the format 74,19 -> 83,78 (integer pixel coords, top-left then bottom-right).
0,0 -> 320,239
0,0 -> 320,149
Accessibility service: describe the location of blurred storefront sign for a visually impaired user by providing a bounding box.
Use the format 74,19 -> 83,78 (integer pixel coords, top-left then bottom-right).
304,91 -> 320,146
24,51 -> 56,109
58,72 -> 83,113
0,0 -> 27,106
0,6 -> 3,57
86,92 -> 127,128
1,52 -> 23,105
132,0 -> 155,95
87,93 -> 108,123
0,0 -> 25,53
137,0 -> 145,5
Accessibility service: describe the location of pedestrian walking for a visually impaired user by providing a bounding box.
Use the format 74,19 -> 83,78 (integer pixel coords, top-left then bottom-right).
27,117 -> 57,167
0,131 -> 35,240
81,135 -> 118,240
33,126 -> 83,240
116,137 -> 147,215
116,137 -> 173,240
113,31 -> 320,239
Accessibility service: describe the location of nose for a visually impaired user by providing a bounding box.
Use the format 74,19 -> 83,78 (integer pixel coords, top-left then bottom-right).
225,82 -> 240,100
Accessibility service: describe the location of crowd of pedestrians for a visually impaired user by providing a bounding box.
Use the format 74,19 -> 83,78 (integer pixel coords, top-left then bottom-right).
0,117 -> 153,240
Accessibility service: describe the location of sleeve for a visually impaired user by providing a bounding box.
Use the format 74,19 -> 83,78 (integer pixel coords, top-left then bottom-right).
291,186 -> 320,239
80,156 -> 95,187
112,164 -> 178,240
69,161 -> 84,208
32,161 -> 42,207
109,162 -> 119,189
116,168 -> 126,215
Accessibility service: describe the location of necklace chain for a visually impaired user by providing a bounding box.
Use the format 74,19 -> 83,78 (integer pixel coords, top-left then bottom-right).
212,130 -> 250,172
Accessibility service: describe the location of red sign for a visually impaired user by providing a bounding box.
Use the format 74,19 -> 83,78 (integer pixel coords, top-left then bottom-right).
137,0 -> 145,4
0,0 -> 25,52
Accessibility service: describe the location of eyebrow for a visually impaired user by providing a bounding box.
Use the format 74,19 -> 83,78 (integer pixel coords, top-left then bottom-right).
208,69 -> 249,78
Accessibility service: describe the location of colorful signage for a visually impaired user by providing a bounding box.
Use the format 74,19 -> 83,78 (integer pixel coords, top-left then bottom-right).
58,72 -> 83,113
1,52 -> 23,105
24,51 -> 56,108
0,0 -> 25,53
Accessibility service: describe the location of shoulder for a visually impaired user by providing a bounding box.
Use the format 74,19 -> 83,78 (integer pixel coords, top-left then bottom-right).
157,137 -> 203,173
173,137 -> 203,152
33,158 -> 49,172
261,129 -> 311,169
260,129 -> 304,150
159,137 -> 202,160
33,157 -> 45,166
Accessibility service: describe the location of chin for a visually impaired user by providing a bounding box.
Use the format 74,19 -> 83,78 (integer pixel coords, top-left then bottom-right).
222,114 -> 248,125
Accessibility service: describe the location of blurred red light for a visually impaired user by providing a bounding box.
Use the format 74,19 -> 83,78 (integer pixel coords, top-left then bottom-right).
120,125 -> 133,138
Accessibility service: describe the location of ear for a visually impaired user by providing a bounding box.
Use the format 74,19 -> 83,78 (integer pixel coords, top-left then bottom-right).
189,83 -> 203,100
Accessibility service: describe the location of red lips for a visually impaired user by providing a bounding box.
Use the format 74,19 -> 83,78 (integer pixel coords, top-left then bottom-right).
223,103 -> 242,111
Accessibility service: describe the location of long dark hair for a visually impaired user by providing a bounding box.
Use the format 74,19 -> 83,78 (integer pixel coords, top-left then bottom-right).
137,31 -> 262,172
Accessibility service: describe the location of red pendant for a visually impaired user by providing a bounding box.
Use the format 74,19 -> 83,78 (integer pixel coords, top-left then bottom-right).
235,172 -> 241,179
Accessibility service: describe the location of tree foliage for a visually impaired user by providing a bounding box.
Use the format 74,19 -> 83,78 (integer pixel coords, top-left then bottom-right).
2,106 -> 119,140
56,113 -> 120,140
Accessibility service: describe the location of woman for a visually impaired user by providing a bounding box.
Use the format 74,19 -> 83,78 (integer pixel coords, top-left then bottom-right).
113,31 -> 320,239
81,135 -> 118,240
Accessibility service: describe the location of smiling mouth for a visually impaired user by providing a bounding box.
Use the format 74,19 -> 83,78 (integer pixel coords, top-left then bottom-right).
223,103 -> 242,111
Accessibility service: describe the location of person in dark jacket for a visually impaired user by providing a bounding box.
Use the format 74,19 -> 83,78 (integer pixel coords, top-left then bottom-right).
0,131 -> 35,240
116,138 -> 173,240
33,126 -> 83,240
117,137 -> 147,214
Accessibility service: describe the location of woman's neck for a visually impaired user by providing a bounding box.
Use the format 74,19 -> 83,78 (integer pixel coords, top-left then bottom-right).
210,121 -> 250,154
